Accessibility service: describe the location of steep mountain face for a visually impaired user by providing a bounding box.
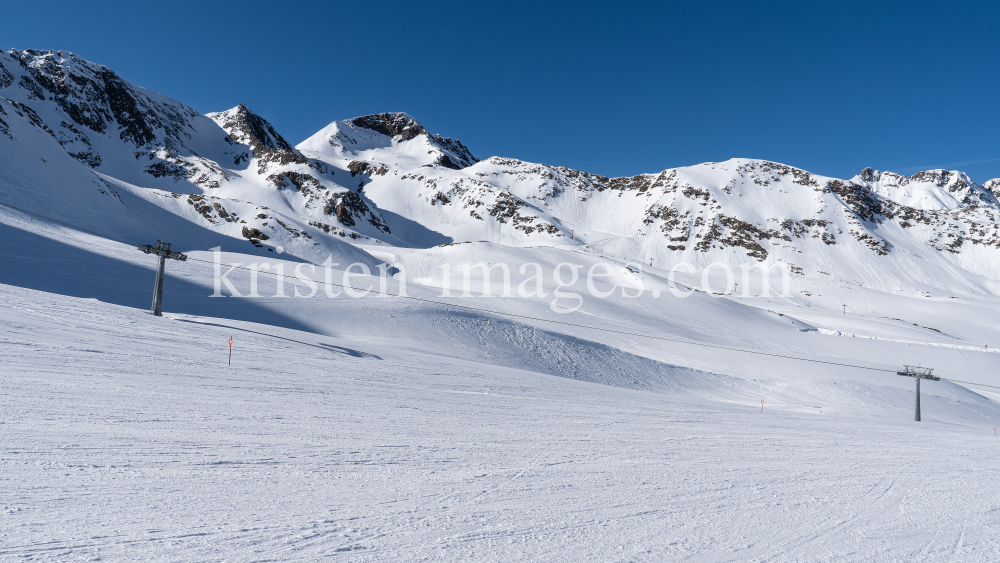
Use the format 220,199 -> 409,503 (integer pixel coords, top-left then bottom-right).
0,49 -> 229,187
0,50 -> 396,262
4,49 -> 1000,296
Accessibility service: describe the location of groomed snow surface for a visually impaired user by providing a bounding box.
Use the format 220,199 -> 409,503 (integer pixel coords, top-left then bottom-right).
3,210 -> 1000,562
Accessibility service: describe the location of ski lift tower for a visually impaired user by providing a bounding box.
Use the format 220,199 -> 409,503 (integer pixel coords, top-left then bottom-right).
897,365 -> 939,422
138,241 -> 187,316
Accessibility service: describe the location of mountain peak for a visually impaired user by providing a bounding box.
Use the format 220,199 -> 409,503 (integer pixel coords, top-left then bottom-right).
209,104 -> 296,154
297,111 -> 478,170
351,112 -> 426,140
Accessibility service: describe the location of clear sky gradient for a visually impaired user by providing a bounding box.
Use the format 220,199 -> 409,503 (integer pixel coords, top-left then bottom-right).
3,1 -> 998,181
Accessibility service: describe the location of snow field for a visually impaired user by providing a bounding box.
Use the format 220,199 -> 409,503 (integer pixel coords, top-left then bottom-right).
3,214 -> 1000,560
3,283 -> 1000,561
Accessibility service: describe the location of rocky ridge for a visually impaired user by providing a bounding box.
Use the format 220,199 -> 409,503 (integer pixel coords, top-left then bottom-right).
2,49 -> 1000,292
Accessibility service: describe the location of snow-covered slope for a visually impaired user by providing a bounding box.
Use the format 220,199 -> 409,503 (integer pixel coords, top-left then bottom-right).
298,112 -> 478,172
5,48 -> 1000,398
0,49 -> 388,265
8,48 -> 1000,561
6,48 -> 1000,302
5,210 -> 1000,560
328,154 -> 1000,295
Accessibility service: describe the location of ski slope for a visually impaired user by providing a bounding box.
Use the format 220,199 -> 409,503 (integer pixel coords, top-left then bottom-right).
4,47 -> 1000,561
3,205 -> 1000,561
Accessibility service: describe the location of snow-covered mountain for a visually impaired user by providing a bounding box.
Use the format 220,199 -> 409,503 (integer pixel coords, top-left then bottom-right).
3,48 -> 1000,297
9,49 -> 1000,560
0,49 -> 387,265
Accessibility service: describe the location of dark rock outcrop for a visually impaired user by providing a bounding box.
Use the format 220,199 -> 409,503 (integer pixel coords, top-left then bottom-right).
242,226 -> 269,241
352,112 -> 426,140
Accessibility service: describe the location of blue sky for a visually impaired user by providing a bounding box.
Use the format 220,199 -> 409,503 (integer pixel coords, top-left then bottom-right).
3,1 -> 999,181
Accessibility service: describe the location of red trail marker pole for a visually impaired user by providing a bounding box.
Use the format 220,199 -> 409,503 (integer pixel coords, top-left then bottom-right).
761,399 -> 764,413
228,336 -> 233,365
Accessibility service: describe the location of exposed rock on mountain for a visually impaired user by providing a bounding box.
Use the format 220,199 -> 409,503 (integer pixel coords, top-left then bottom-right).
3,49 -> 1000,294
208,103 -> 312,174
0,49 -> 390,263
351,112 -> 425,140
983,178 -> 1000,199
298,111 -> 478,172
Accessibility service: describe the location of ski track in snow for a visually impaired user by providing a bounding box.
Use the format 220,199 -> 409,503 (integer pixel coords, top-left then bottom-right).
3,281 -> 1000,561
